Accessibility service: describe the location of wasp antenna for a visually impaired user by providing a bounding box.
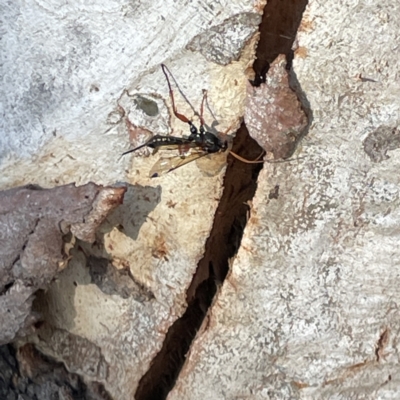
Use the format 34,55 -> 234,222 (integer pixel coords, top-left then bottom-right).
161,64 -> 191,124
229,150 -> 265,164
199,90 -> 207,127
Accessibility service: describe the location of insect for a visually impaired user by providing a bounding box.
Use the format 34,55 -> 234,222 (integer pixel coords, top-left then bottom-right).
122,64 -> 263,177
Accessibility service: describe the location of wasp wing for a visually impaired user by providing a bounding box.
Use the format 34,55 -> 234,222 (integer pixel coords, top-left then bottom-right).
151,141 -> 199,153
149,151 -> 209,178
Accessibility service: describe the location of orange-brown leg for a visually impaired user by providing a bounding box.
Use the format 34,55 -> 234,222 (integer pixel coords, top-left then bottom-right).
199,89 -> 207,127
161,64 -> 191,124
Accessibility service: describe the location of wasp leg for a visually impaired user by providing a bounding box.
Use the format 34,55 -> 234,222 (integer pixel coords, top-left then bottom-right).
188,121 -> 201,143
194,90 -> 208,144
161,64 -> 192,124
188,89 -> 208,145
199,89 -> 207,127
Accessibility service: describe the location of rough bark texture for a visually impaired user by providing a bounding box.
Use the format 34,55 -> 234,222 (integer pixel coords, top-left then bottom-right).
0,183 -> 126,345
1,1 -> 263,399
2,0 -> 400,399
0,343 -> 112,399
245,55 -> 308,159
169,1 -> 400,399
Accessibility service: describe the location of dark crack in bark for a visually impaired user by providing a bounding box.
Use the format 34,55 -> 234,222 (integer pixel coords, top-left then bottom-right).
135,2 -> 308,398
135,125 -> 263,400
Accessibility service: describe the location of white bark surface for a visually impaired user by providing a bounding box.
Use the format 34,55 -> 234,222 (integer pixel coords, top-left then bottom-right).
169,1 -> 400,399
1,0 -> 262,399
3,0 -> 400,398
0,0 -> 259,188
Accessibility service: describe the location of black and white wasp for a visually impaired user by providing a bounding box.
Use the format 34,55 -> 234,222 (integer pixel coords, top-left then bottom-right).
122,64 -> 263,177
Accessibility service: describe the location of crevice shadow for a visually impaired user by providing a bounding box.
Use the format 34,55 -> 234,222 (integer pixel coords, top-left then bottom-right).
31,183 -> 161,332
252,0 -> 309,85
134,125 -> 264,400
289,67 -> 314,156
